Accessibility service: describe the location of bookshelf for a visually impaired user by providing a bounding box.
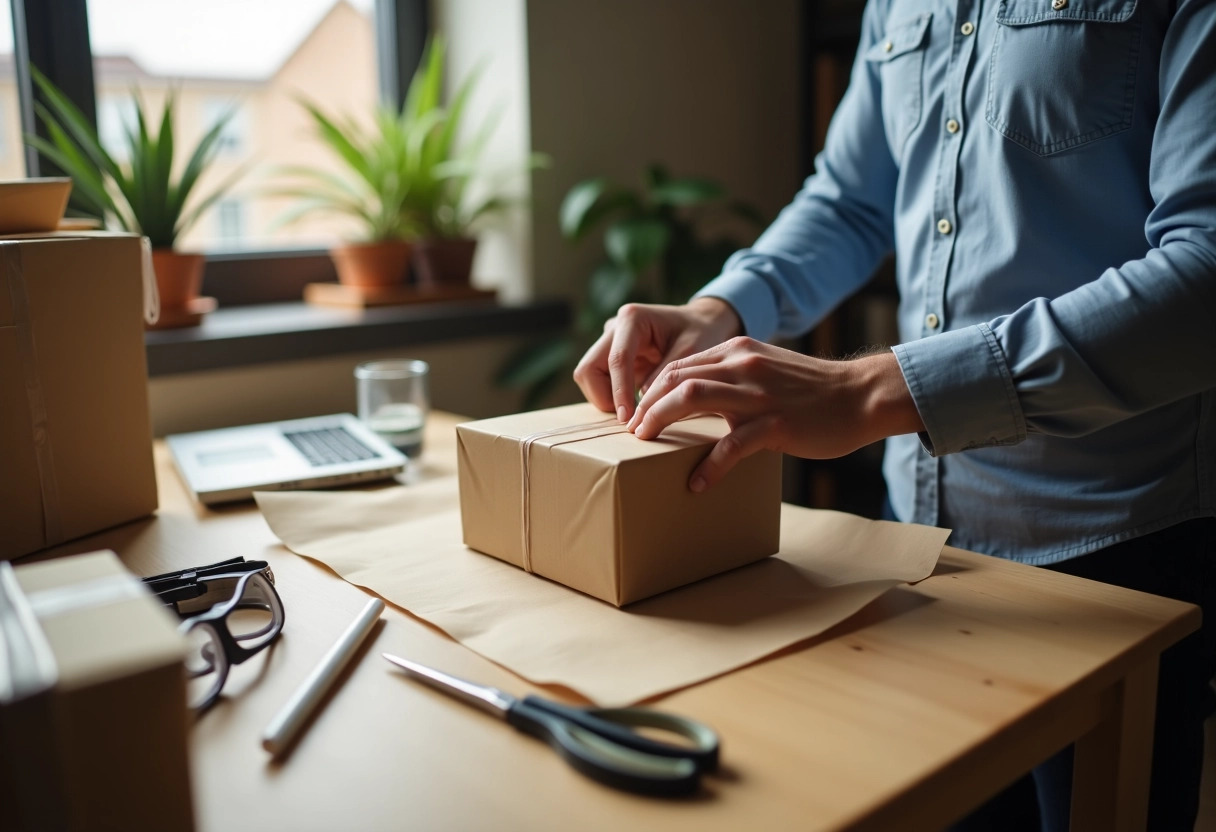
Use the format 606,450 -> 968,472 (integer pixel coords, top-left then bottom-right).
782,0 -> 898,518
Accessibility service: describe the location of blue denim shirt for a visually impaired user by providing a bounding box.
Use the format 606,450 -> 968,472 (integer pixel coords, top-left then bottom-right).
697,0 -> 1216,563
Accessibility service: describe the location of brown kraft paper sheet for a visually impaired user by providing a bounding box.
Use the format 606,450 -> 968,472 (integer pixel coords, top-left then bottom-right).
257,478 -> 949,705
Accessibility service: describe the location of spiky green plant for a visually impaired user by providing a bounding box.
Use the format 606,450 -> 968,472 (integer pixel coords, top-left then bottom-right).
271,36 -> 544,243
25,67 -> 243,249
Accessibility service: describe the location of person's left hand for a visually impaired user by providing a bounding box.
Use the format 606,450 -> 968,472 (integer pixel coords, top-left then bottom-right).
627,337 -> 924,492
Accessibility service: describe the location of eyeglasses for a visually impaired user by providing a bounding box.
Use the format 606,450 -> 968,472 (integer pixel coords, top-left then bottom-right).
147,566 -> 285,711
143,557 -> 274,617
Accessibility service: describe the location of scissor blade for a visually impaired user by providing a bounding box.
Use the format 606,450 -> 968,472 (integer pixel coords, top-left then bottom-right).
382,653 -> 514,718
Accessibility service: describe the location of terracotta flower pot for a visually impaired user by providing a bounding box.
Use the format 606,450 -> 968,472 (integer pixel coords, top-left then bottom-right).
412,236 -> 478,288
151,249 -> 205,309
330,240 -> 412,288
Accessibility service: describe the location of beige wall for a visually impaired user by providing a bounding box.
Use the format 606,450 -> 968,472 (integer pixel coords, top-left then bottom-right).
525,0 -> 802,299
148,334 -> 540,436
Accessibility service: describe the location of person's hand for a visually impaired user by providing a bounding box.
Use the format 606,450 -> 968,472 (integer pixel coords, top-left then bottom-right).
627,338 -> 925,492
572,297 -> 743,422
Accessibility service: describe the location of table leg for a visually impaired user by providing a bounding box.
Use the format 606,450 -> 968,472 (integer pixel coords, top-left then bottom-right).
1069,658 -> 1159,831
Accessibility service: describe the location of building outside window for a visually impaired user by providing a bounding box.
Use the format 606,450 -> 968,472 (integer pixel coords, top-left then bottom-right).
215,198 -> 246,242
96,91 -> 139,160
202,98 -> 249,156
0,0 -> 379,250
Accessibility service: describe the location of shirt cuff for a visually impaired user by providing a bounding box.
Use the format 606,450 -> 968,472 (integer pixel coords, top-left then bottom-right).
891,323 -> 1027,456
693,270 -> 781,342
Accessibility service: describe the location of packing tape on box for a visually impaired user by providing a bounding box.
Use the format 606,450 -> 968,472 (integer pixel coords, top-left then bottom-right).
518,418 -> 631,573
4,247 -> 65,549
0,561 -> 147,704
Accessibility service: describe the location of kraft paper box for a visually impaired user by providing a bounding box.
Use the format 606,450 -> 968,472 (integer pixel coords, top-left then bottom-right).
0,550 -> 194,832
457,402 -> 782,606
0,232 -> 157,560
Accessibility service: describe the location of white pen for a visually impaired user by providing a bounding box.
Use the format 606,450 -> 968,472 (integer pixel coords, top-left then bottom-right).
262,597 -> 384,757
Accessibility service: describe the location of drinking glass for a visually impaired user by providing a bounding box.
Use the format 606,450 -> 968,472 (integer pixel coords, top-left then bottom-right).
354,359 -> 430,461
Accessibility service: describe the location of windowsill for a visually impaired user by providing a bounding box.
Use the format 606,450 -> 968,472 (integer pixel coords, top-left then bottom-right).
145,298 -> 571,377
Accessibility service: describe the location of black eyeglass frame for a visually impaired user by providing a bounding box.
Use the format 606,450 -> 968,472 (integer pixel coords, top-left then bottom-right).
144,557 -> 275,617
179,570 -> 285,712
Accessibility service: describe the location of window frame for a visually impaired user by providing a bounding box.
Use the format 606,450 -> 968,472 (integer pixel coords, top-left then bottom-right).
9,0 -> 431,307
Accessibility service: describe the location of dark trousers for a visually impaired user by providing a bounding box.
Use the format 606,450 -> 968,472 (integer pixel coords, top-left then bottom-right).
941,518 -> 1216,832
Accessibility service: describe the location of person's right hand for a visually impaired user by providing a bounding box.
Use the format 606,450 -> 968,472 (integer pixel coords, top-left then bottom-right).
573,297 -> 743,422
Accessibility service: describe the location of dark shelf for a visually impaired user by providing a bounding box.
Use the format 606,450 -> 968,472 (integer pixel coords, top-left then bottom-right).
145,298 -> 571,377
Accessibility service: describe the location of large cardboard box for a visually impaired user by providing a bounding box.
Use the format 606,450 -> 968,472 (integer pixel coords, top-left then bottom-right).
0,232 -> 157,560
0,549 -> 194,832
457,402 -> 782,606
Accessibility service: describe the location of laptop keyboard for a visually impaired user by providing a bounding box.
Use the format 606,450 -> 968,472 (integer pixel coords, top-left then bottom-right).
283,427 -> 379,467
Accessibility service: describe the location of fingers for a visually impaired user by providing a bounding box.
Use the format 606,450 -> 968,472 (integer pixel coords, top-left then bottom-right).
572,328 -> 616,413
606,307 -> 645,421
631,378 -> 741,440
629,342 -> 736,434
689,418 -> 774,493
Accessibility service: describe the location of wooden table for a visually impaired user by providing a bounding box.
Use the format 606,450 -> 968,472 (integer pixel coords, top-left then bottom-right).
35,412 -> 1199,831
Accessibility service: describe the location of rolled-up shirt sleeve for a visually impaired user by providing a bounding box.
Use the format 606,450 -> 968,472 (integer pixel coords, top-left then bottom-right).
894,0 -> 1216,457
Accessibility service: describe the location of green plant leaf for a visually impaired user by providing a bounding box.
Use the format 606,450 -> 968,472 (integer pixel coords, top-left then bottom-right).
30,67 -> 122,183
174,162 -> 251,239
300,99 -> 374,185
560,178 -> 615,240
495,337 -> 574,388
604,217 -> 669,273
650,177 -> 724,206
25,122 -> 114,209
644,163 -> 669,189
403,35 -> 445,123
587,262 -> 635,318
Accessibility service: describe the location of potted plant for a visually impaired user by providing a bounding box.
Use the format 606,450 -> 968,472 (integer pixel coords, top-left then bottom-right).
268,98 -> 437,288
405,40 -> 547,289
26,68 -> 243,319
497,164 -> 766,408
270,37 -> 460,289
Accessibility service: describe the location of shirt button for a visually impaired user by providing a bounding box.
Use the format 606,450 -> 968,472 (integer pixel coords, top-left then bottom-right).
884,40 -> 894,52
946,118 -> 960,134
925,313 -> 940,330
960,21 -> 975,35
937,218 -> 953,234
1051,0 -> 1067,9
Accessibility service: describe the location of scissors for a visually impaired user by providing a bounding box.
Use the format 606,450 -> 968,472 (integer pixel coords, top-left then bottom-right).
382,653 -> 720,796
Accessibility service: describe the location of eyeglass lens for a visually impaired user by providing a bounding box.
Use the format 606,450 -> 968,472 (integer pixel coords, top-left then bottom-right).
228,578 -> 280,649
181,572 -> 284,710
184,624 -> 227,710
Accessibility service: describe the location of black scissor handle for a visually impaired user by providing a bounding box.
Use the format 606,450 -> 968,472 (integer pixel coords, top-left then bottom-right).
505,700 -> 705,797
522,696 -> 720,772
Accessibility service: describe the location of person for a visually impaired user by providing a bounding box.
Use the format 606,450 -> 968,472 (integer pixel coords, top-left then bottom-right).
572,0 -> 1216,828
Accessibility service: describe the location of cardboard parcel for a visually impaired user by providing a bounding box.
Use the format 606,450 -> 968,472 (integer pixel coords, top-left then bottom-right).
0,231 -> 157,560
0,550 -> 193,832
457,402 -> 782,606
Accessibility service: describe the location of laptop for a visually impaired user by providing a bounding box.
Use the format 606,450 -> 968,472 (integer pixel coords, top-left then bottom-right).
167,413 -> 407,505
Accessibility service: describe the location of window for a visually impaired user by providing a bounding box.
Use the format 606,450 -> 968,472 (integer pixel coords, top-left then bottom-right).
97,94 -> 137,159
0,1 -> 17,170
12,0 -> 432,305
84,0 -> 379,251
215,198 -> 245,241
202,98 -> 248,156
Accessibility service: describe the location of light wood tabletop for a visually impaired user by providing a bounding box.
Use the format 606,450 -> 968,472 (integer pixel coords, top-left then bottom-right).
32,412 -> 1199,832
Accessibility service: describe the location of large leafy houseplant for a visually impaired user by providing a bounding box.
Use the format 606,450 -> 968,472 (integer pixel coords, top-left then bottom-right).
26,67 -> 242,313
498,164 -> 766,408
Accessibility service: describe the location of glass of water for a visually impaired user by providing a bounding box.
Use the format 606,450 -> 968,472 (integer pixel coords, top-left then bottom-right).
355,359 -> 429,461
